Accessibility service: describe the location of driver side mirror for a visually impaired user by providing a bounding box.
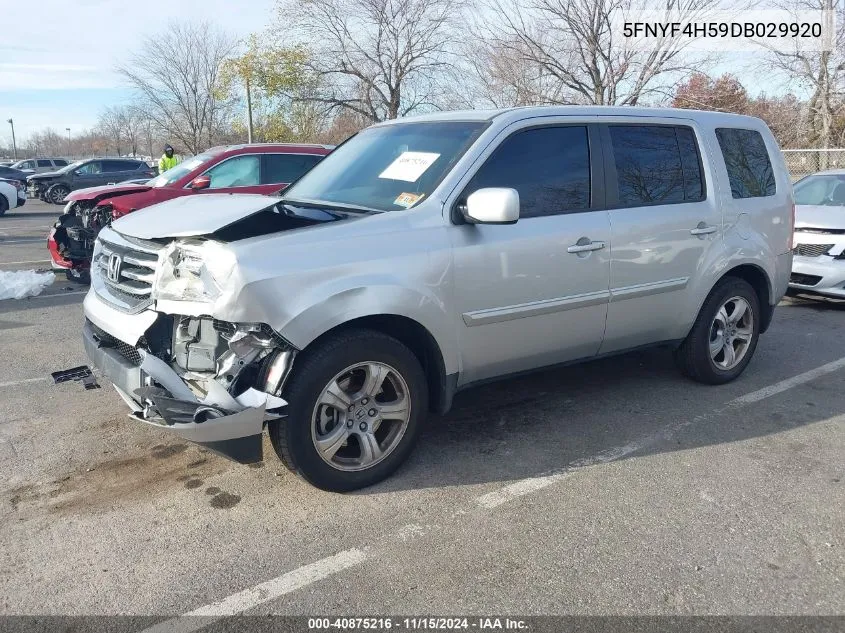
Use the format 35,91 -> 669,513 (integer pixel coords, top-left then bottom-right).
73,170 -> 83,176
189,175 -> 211,190
463,188 -> 520,225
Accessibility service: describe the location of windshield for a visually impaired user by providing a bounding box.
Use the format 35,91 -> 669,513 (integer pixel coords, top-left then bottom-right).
794,174 -> 845,206
148,153 -> 215,187
283,121 -> 488,212
58,160 -> 85,174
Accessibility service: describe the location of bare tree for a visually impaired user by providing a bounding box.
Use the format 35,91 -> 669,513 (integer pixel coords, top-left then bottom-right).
275,0 -> 465,122
118,22 -> 237,154
98,107 -> 125,155
760,0 -> 845,151
117,107 -> 146,157
474,0 -> 717,107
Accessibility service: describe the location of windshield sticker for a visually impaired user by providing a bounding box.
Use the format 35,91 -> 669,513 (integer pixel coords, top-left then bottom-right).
379,152 -> 440,182
394,192 -> 425,208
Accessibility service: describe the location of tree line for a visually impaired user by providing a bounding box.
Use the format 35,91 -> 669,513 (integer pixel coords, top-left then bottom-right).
3,0 -> 844,159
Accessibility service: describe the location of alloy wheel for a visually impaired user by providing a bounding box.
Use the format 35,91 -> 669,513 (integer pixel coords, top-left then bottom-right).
311,361 -> 411,472
709,296 -> 754,370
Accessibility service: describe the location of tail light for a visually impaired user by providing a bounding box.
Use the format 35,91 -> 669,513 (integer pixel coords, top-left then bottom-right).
788,202 -> 795,250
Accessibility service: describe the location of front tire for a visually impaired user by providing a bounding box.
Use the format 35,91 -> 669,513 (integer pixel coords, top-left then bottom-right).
47,184 -> 70,205
675,277 -> 761,384
269,329 -> 428,492
0,195 -> 8,216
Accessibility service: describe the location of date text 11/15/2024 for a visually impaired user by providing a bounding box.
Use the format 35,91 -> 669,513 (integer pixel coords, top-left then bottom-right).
307,617 -> 529,630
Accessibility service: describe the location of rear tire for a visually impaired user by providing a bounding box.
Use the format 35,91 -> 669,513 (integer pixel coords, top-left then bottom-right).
268,329 -> 428,492
0,194 -> 8,216
675,277 -> 761,385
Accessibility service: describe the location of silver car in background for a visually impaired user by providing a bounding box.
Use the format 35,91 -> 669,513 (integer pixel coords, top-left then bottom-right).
789,170 -> 845,299
82,106 -> 794,491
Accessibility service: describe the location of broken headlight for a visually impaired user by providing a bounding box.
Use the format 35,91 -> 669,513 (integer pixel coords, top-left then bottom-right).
153,240 -> 236,303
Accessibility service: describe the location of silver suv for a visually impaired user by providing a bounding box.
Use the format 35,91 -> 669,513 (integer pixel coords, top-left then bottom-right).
82,107 -> 794,491
10,157 -> 69,174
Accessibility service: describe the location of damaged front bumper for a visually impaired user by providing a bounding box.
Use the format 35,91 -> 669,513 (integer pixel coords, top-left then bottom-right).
82,291 -> 294,464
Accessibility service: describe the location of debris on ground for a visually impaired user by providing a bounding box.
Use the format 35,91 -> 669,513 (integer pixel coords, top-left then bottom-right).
82,375 -> 101,390
0,270 -> 55,300
51,366 -> 93,384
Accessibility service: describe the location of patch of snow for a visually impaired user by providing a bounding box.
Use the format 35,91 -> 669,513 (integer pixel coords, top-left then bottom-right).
0,270 -> 56,300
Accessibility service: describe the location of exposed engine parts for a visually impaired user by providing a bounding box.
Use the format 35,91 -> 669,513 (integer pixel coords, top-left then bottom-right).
52,202 -> 114,279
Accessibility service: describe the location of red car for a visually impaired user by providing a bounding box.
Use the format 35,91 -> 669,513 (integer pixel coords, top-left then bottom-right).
48,143 -> 333,280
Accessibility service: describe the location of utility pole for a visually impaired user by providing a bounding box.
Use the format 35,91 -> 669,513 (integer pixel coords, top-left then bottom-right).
7,118 -> 16,160
66,128 -> 71,158
245,73 -> 254,144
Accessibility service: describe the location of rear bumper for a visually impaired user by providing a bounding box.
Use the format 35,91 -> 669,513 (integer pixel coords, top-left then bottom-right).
789,256 -> 845,299
81,293 -> 284,464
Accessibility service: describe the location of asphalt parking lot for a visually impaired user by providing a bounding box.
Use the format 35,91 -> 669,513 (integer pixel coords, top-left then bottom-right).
0,201 -> 843,621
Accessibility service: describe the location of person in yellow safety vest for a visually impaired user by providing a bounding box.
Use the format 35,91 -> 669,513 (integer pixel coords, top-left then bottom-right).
158,144 -> 179,174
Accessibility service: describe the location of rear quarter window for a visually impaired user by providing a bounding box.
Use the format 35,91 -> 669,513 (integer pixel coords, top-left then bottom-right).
715,128 -> 776,198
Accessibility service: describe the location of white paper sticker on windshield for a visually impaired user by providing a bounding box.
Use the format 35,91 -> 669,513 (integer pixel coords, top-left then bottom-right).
379,152 -> 440,182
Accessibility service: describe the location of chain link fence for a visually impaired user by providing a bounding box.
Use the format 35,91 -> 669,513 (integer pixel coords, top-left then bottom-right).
782,149 -> 845,181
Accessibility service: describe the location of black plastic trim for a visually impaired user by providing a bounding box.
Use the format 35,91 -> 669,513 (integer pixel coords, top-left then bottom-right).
197,434 -> 263,464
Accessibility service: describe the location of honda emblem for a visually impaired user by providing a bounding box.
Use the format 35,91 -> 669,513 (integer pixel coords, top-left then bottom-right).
106,253 -> 122,283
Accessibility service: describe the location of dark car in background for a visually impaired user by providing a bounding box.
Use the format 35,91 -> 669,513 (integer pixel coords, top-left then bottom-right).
28,158 -> 156,204
0,165 -> 32,184
49,143 -> 332,280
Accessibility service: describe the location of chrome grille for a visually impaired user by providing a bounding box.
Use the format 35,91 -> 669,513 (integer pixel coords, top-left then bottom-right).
793,243 -> 834,258
92,229 -> 162,313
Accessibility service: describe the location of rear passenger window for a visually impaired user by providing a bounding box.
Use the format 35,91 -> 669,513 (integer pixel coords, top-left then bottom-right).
37,159 -> 52,167
609,125 -> 704,207
101,161 -> 125,173
54,159 -> 68,166
263,154 -> 323,184
715,128 -> 776,198
465,126 -> 590,218
676,127 -> 704,200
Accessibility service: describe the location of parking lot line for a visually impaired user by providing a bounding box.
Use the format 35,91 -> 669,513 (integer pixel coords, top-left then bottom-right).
0,239 -> 44,244
730,356 -> 845,405
13,290 -> 87,300
140,549 -> 367,633
133,355 -> 845,627
0,377 -> 46,389
0,260 -> 51,266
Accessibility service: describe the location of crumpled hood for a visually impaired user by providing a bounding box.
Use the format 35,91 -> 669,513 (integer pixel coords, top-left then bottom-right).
112,193 -> 285,239
28,170 -> 63,181
795,205 -> 845,231
67,182 -> 152,201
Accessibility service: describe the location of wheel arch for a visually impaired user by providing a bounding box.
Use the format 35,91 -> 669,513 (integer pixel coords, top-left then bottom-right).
719,263 -> 774,333
294,314 -> 454,415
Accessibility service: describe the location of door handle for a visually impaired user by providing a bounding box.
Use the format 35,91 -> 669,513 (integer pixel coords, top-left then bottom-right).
567,240 -> 606,254
690,224 -> 718,236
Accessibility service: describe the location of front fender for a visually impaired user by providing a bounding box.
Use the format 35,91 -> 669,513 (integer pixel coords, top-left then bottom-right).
228,276 -> 460,376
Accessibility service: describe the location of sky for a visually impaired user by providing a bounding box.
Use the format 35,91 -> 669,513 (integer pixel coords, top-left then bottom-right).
0,0 -> 277,143
0,0 -> 802,146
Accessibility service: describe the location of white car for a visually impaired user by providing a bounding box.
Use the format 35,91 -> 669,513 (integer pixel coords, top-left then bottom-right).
789,170 -> 845,299
0,179 -> 24,215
